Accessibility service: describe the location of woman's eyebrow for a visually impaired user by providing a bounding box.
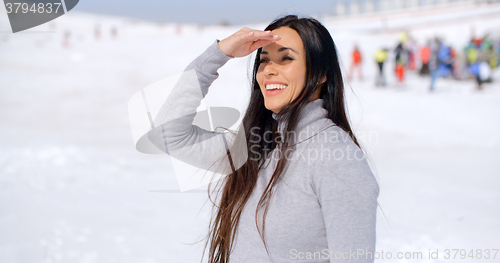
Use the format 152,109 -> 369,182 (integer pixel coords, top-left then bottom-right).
261,47 -> 297,54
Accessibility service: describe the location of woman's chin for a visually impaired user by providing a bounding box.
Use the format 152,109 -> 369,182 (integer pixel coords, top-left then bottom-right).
264,101 -> 284,114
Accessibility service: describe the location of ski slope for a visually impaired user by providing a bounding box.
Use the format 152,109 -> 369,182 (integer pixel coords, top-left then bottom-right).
0,1 -> 499,262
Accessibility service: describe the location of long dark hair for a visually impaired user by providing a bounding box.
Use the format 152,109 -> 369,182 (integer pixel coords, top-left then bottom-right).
201,14 -> 363,263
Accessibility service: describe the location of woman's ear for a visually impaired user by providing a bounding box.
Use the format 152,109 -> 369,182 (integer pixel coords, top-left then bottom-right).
316,77 -> 327,86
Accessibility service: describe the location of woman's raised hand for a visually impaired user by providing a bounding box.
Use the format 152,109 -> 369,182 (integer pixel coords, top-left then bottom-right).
217,27 -> 281,58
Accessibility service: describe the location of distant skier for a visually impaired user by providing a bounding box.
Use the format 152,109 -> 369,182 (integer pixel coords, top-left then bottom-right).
468,61 -> 491,91
394,42 -> 406,67
430,40 -> 453,91
62,30 -> 71,48
419,42 -> 432,76
111,26 -> 118,39
348,44 -> 363,81
437,44 -> 454,78
485,43 -> 498,70
395,60 -> 405,83
374,48 -> 388,87
394,42 -> 407,83
449,46 -> 458,78
407,37 -> 418,70
429,40 -> 440,92
497,43 -> 500,67
94,24 -> 101,40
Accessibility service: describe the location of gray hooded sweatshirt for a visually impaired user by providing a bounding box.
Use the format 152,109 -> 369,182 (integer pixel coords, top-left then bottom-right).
147,40 -> 379,263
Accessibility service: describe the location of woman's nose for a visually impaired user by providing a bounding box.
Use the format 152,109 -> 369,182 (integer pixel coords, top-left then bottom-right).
264,63 -> 278,76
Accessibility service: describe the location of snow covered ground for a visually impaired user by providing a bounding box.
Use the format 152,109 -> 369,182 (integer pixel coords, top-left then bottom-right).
0,1 -> 499,262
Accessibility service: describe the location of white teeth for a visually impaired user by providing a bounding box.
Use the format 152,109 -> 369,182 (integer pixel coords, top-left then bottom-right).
266,84 -> 287,90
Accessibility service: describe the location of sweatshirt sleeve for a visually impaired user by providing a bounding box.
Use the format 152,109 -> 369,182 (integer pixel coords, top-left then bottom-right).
311,135 -> 380,263
147,40 -> 247,175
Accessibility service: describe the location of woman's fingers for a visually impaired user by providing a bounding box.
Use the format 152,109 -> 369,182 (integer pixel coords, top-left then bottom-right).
239,31 -> 281,55
218,28 -> 281,58
249,39 -> 276,52
239,30 -> 280,53
243,30 -> 279,43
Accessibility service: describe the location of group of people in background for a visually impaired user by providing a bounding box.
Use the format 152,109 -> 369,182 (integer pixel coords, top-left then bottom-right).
349,30 -> 499,91
61,24 -> 119,48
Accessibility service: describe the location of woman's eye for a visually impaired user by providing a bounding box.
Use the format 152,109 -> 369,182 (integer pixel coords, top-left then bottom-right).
260,57 -> 292,63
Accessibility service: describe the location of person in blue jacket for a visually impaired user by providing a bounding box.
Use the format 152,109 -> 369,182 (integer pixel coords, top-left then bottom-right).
430,40 -> 454,91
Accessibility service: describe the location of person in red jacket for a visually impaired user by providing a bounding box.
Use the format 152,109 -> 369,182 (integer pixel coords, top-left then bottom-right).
394,42 -> 406,83
419,42 -> 432,76
348,44 -> 363,81
395,60 -> 405,83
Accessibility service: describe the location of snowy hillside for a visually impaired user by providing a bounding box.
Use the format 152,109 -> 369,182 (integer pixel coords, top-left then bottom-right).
0,1 -> 499,262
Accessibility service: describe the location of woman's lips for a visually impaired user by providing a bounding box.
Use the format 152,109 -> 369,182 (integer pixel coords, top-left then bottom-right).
265,88 -> 286,97
264,82 -> 288,97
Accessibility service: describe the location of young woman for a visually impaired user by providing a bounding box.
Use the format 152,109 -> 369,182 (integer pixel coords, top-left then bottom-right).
147,15 -> 380,263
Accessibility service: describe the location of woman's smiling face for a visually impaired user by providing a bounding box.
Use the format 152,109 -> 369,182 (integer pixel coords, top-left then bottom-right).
257,27 -> 307,114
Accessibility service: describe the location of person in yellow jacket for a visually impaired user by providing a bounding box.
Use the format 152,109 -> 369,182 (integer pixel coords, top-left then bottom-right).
487,45 -> 498,69
374,48 -> 388,86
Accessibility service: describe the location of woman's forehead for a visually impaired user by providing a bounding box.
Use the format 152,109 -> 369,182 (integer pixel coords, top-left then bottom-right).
261,27 -> 304,54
